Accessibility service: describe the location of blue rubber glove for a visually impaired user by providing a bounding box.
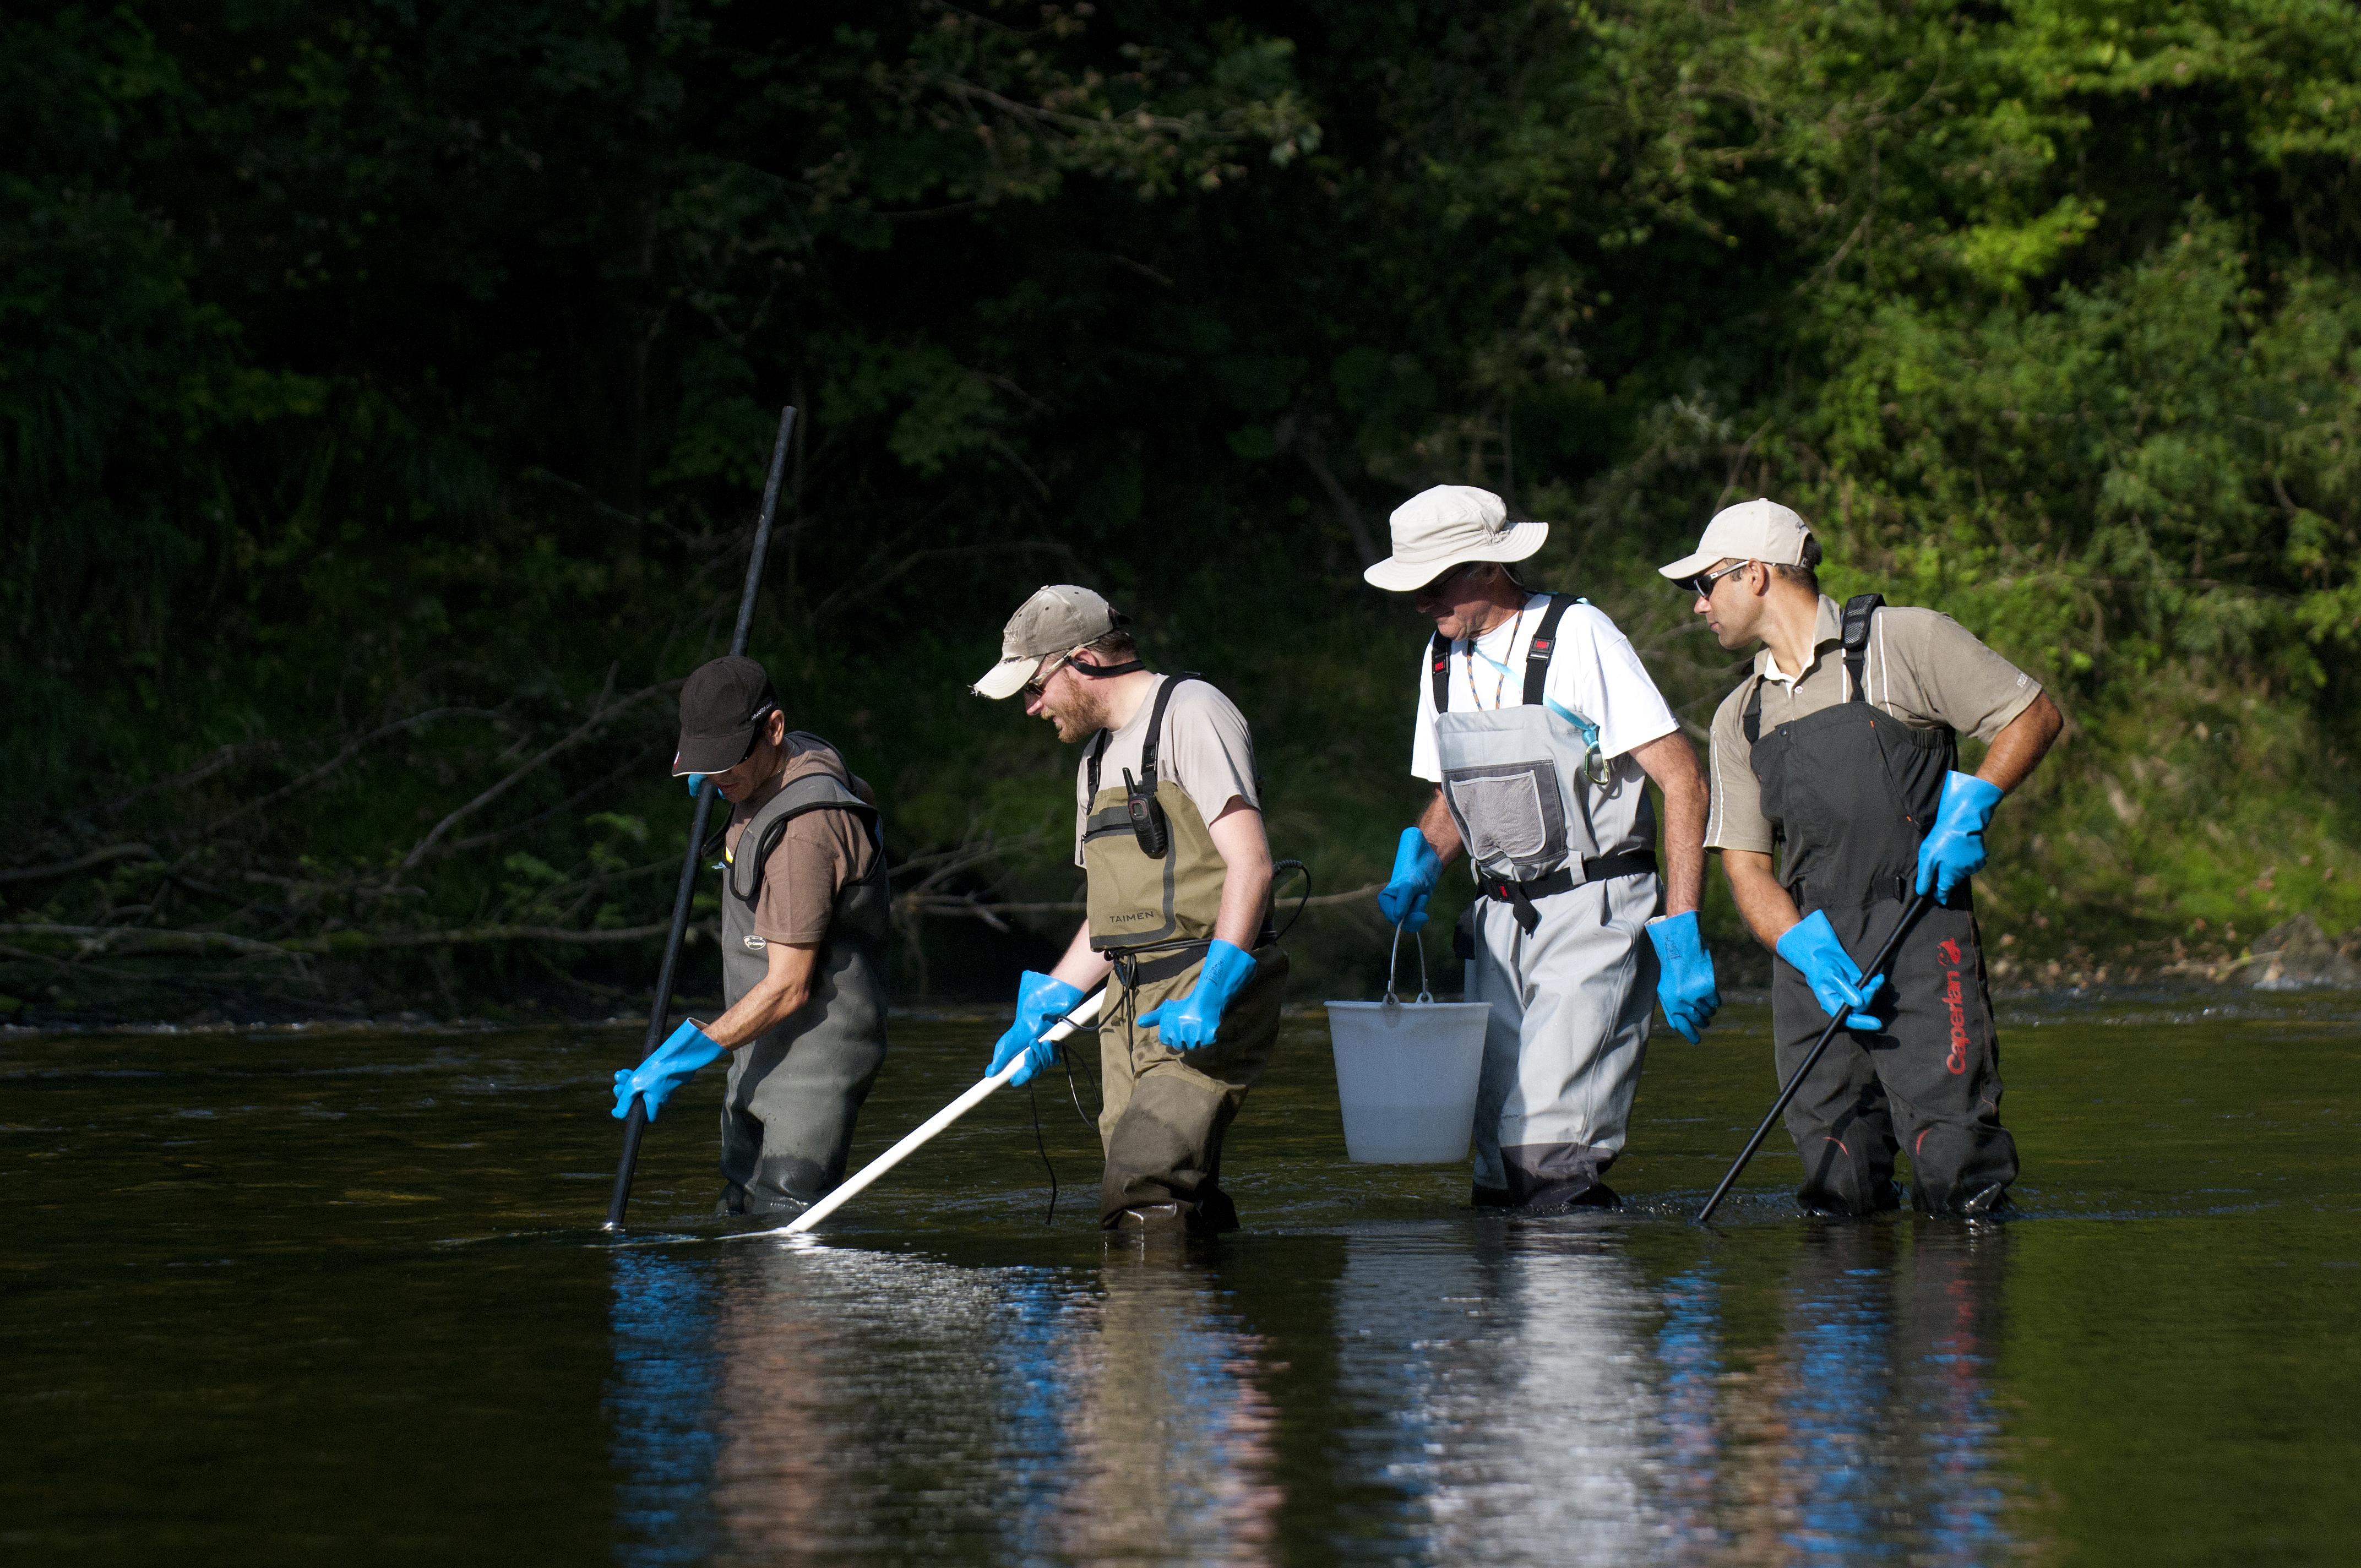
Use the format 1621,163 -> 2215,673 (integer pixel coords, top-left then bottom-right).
684,773 -> 707,797
1915,771 -> 2005,901
987,970 -> 1086,1087
1776,910 -> 1885,1031
611,1019 -> 727,1120
1137,939 -> 1258,1050
1377,827 -> 1441,932
1645,912 -> 1721,1043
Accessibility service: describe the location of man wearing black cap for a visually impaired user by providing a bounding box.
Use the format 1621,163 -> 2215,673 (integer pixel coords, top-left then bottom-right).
609,656 -> 893,1217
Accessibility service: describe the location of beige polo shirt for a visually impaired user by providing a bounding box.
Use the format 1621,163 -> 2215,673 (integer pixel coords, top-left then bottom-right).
1706,596 -> 2043,855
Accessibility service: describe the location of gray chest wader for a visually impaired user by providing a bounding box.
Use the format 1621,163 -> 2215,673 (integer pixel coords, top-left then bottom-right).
1747,595 -> 2019,1215
1428,596 -> 1661,1211
1080,674 -> 1287,1233
714,766 -> 892,1216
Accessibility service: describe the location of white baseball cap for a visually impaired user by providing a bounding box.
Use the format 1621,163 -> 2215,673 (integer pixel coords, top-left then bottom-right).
972,584 -> 1123,699
1363,486 -> 1549,592
1658,498 -> 1814,583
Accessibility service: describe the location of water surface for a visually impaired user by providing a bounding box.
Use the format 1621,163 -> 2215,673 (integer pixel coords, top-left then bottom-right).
7,995 -> 2360,1564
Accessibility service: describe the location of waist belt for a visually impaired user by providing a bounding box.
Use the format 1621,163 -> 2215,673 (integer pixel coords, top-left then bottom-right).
1106,921 -> 1280,986
1479,851 -> 1658,935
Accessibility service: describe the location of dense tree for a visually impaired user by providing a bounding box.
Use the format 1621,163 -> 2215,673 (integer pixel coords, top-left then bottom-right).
6,1 -> 2358,1016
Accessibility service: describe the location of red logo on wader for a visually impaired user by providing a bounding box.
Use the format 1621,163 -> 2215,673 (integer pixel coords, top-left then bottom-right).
1936,938 -> 1969,1074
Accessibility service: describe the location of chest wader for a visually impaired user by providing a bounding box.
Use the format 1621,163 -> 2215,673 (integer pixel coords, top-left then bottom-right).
1429,596 -> 1662,1211
1748,595 -> 2019,1216
1082,674 -> 1288,1235
714,764 -> 892,1217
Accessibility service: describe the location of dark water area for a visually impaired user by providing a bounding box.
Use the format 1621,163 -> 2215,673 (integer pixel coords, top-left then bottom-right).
7,995 -> 2361,1565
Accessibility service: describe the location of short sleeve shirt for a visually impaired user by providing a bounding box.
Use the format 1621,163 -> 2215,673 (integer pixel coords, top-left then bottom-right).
1074,677 -> 1260,865
722,735 -> 882,945
1410,594 -> 1679,783
1705,597 -> 2044,855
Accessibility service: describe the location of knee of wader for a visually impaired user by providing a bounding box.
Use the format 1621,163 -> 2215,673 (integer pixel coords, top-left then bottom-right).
1795,1134 -> 1900,1217
1907,1123 -> 2019,1216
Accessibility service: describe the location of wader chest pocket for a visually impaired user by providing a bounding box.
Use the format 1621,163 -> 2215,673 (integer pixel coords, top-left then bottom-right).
1123,767 -> 1169,859
1444,760 -> 1568,870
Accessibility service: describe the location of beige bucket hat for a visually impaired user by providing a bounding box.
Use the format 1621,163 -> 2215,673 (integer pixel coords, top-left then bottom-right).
1363,486 -> 1549,592
1658,498 -> 1814,582
972,584 -> 1123,699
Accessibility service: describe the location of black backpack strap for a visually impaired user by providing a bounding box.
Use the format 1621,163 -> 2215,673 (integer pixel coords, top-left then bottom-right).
1520,594 -> 1577,707
1138,672 -> 1199,788
1428,630 -> 1453,714
1841,593 -> 1884,705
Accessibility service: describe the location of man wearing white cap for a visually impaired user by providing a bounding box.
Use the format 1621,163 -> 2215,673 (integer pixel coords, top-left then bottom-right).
972,585 -> 1287,1238
1369,485 -> 1718,1211
1662,498 -> 2063,1215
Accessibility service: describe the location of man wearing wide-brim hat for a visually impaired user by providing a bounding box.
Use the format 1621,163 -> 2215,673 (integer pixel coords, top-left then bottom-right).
1663,497 -> 2062,1215
973,584 -> 1287,1239
1370,486 -> 1720,1211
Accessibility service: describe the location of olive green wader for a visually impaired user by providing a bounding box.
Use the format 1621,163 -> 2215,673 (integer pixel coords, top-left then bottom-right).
715,759 -> 892,1216
1083,676 -> 1288,1234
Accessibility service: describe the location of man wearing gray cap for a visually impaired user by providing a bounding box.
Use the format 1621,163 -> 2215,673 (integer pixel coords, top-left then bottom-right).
1369,485 -> 1718,1212
974,585 -> 1286,1238
607,655 -> 892,1217
1663,498 -> 2063,1215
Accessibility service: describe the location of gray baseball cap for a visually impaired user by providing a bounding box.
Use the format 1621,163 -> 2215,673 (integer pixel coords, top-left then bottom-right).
972,585 -> 1122,699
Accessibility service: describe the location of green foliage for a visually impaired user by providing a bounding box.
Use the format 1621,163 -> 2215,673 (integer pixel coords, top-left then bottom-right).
7,0 -> 2361,1013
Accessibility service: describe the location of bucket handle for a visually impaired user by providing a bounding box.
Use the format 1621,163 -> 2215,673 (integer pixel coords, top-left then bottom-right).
1385,920 -> 1434,1006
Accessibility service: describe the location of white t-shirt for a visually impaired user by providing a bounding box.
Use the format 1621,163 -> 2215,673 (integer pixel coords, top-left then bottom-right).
1410,594 -> 1678,785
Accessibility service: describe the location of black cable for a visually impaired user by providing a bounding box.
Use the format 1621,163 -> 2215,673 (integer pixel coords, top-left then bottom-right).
1026,1079 -> 1058,1226
1272,858 -> 1313,940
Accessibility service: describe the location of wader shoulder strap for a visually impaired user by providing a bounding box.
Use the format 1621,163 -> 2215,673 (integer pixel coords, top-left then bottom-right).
1520,594 -> 1579,707
1429,630 -> 1452,714
1841,593 -> 1885,705
1085,672 -> 1200,797
1742,676 -> 1765,747
726,774 -> 880,907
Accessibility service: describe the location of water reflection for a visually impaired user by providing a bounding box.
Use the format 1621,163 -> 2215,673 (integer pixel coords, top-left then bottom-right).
607,1243 -> 1283,1565
1330,1221 -> 2025,1566
606,1221 -> 2024,1566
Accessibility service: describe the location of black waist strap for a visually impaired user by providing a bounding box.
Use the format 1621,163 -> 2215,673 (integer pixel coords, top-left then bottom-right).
1478,851 -> 1658,934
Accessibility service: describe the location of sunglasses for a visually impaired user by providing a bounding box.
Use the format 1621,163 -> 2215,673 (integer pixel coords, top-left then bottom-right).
1415,562 -> 1482,600
1021,651 -> 1076,702
1679,560 -> 1752,599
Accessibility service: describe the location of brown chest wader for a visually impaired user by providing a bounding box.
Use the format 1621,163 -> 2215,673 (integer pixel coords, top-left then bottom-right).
1747,595 -> 2019,1216
714,760 -> 892,1217
1081,674 -> 1288,1235
1429,595 -> 1661,1212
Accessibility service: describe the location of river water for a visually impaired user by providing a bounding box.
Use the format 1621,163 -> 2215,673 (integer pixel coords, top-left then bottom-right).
7,994 -> 2360,1565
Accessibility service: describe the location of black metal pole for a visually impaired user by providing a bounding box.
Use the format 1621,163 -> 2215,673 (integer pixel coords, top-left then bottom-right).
1693,891 -> 1935,1227
602,405 -> 797,1232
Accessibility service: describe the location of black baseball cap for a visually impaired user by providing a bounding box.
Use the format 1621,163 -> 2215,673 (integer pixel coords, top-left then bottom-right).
673,656 -> 778,775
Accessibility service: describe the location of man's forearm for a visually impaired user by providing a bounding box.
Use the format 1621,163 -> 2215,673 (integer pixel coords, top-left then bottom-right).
1977,692 -> 2064,794
1721,849 -> 1803,950
1047,921 -> 1114,992
704,967 -> 814,1048
1628,732 -> 1707,917
1207,803 -> 1274,950
1417,786 -> 1465,866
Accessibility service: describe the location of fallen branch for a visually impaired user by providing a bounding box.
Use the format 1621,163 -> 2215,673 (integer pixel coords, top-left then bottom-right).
6,918 -> 679,960
0,843 -> 163,887
208,707 -> 499,836
401,682 -> 679,869
901,881 -> 1384,922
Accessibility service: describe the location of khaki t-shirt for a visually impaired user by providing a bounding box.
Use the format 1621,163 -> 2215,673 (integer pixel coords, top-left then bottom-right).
722,734 -> 881,946
1706,596 -> 2043,855
1072,676 -> 1260,865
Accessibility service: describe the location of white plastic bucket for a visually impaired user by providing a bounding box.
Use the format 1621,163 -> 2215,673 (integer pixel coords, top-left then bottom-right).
1326,998 -> 1491,1163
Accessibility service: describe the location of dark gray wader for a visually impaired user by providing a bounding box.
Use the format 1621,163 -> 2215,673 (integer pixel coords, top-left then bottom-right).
1747,596 -> 2019,1216
714,765 -> 892,1217
1082,675 -> 1287,1235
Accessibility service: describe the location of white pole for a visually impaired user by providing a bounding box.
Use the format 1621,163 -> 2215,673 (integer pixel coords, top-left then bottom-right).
774,988 -> 1107,1237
